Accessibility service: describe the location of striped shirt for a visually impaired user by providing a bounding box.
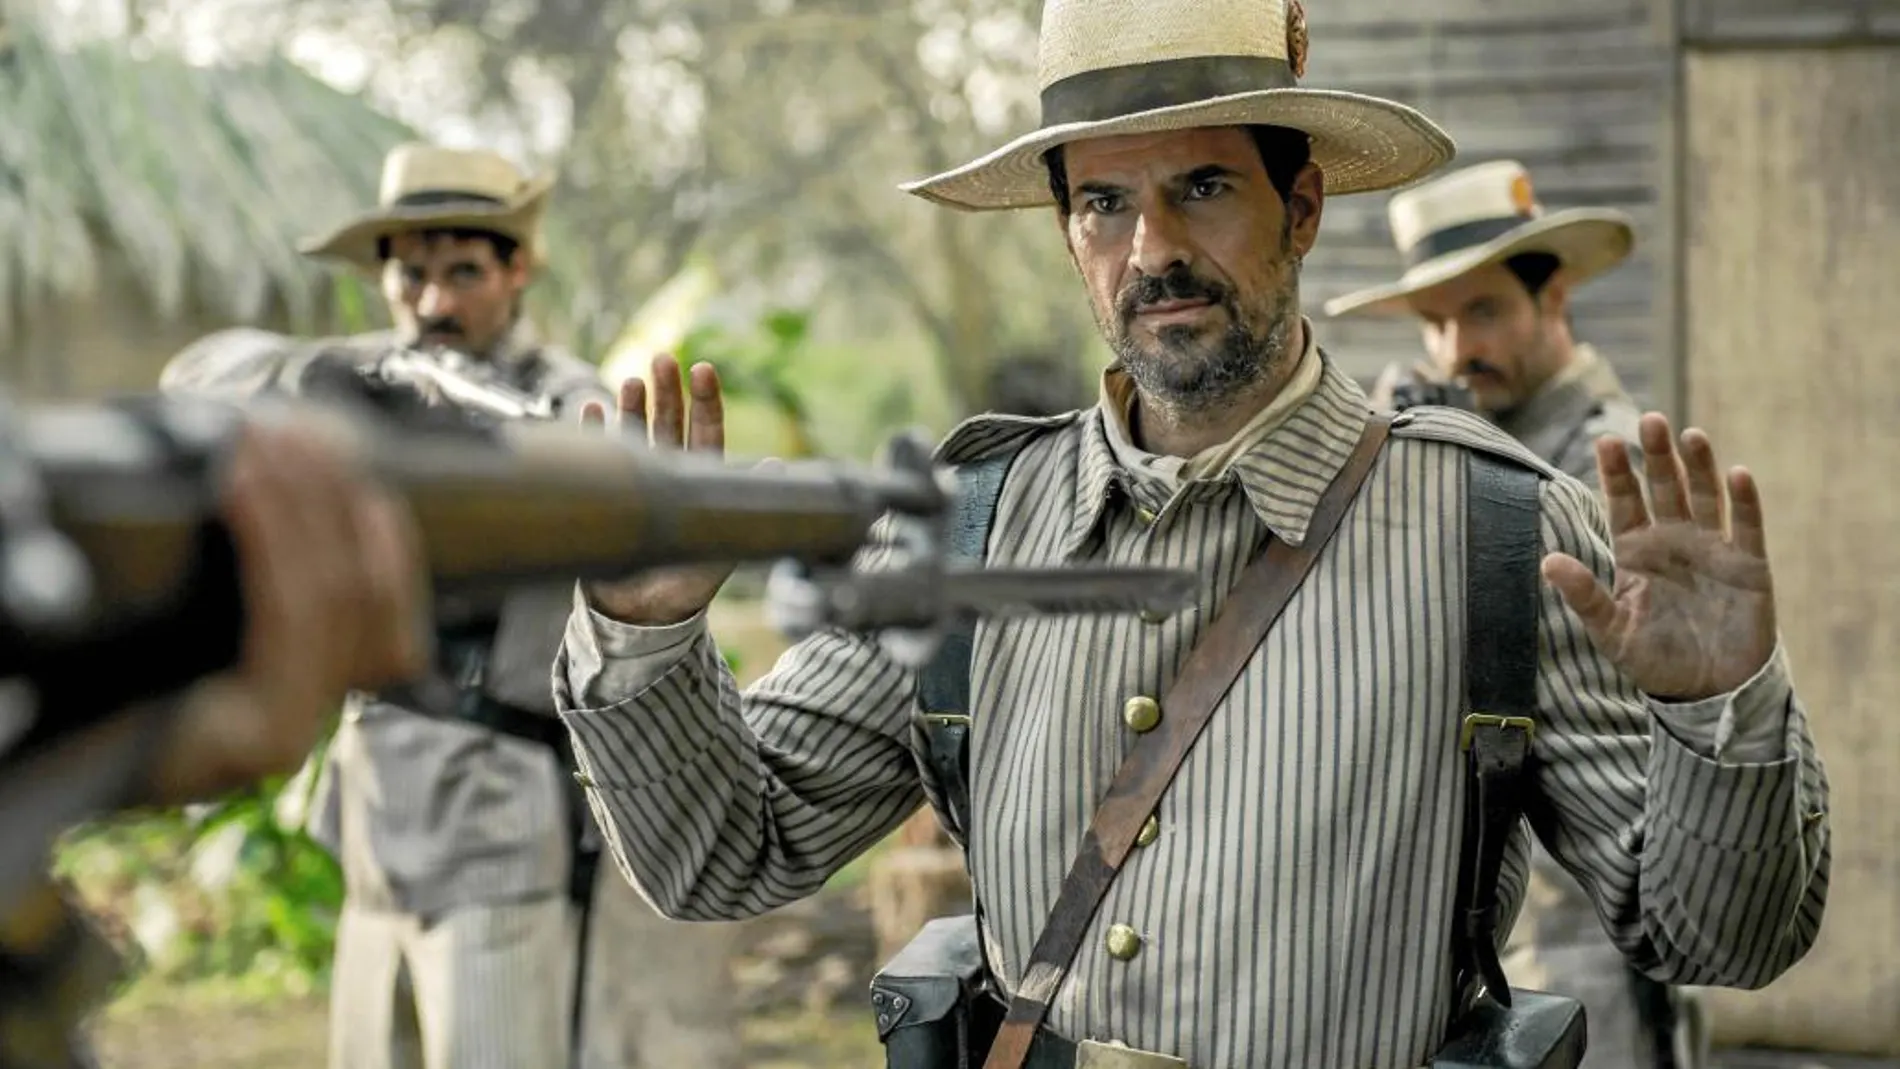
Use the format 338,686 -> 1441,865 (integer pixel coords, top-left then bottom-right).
554,355 -> 1830,1068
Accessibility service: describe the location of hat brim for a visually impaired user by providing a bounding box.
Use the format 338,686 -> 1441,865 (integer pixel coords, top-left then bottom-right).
298,174 -> 555,274
900,88 -> 1455,212
1321,210 -> 1635,318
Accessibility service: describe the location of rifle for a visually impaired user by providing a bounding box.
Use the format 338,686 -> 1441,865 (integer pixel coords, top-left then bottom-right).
0,378 -> 1194,916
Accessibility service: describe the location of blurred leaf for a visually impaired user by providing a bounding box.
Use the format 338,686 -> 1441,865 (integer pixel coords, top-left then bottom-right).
331,273 -> 372,334
761,309 -> 809,350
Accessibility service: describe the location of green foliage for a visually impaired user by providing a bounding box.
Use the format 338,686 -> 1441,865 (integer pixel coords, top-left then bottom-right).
55,750 -> 342,997
667,304 -> 964,463
678,308 -> 820,459
329,272 -> 382,335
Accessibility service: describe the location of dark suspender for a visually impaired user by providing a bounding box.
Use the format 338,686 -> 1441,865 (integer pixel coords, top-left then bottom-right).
913,449 -> 1020,847
1451,452 -> 1544,1014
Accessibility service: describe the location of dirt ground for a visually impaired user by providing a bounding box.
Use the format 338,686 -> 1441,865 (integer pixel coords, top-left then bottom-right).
91,987 -> 884,1069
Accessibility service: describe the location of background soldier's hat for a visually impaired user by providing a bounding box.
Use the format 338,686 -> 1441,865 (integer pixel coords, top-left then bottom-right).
900,0 -> 1455,212
1323,159 -> 1635,318
299,143 -> 555,273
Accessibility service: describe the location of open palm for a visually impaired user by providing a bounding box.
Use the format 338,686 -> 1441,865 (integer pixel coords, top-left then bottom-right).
1541,414 -> 1776,702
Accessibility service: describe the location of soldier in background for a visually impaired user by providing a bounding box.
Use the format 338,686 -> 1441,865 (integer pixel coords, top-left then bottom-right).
1325,158 -> 1709,1069
163,143 -> 742,1069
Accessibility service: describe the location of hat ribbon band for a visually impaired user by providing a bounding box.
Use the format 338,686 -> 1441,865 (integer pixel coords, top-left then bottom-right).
1040,54 -> 1298,128
391,190 -> 510,209
1402,213 -> 1535,268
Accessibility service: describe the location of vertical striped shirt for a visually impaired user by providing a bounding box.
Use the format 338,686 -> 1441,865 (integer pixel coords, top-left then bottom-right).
555,356 -> 1829,1068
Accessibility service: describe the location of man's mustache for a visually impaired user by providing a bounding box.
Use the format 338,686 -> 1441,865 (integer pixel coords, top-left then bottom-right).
420,318 -> 464,338
1117,266 -> 1230,322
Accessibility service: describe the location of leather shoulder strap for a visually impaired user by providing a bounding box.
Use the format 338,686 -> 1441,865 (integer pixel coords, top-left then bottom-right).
1448,450 -> 1545,1016
982,414 -> 1393,1069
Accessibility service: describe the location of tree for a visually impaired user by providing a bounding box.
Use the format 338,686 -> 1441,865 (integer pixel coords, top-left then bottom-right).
108,0 -> 1100,415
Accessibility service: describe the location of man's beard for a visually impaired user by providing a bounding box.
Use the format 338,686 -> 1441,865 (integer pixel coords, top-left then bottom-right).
1103,245 -> 1301,415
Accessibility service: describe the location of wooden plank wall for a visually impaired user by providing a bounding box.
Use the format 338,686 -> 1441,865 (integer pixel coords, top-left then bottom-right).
1299,0 -> 1668,401
1683,0 -> 1900,43
1678,46 -> 1900,1058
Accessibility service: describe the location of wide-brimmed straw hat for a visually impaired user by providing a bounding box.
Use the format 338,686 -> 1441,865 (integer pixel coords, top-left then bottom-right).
900,0 -> 1455,212
299,143 -> 555,273
1323,160 -> 1635,317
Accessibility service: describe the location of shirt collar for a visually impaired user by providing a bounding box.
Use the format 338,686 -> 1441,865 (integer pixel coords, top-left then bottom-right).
1061,328 -> 1372,557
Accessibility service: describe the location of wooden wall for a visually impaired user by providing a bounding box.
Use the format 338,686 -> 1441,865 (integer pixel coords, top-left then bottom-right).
1300,0 -> 1669,401
1682,0 -> 1900,43
1678,44 -> 1900,1058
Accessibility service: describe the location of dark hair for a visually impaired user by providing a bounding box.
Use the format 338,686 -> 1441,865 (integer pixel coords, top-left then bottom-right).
1503,252 -> 1561,298
376,226 -> 521,266
1044,124 -> 1313,215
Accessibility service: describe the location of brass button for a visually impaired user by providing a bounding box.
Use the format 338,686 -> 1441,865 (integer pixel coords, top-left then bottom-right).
1105,924 -> 1142,961
1122,695 -> 1161,733
1135,815 -> 1160,847
1133,504 -> 1158,526
573,771 -> 595,789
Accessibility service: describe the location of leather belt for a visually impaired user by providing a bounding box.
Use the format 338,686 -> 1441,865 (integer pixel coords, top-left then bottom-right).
400,630 -> 570,748
1024,1029 -> 1188,1068
458,690 -> 565,748
979,992 -> 1185,1068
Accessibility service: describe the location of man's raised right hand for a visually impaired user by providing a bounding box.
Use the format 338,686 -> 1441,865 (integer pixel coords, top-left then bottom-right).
581,353 -> 737,626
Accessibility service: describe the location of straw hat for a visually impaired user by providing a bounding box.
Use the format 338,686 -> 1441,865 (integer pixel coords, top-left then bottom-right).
299,143 -> 555,273
1323,160 -> 1635,318
901,0 -> 1455,212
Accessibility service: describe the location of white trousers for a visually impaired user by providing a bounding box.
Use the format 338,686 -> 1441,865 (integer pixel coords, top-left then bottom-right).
327,867 -> 745,1069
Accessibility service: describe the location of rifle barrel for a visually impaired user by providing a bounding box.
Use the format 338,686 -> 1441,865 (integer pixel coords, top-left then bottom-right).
23,398 -> 918,605
0,396 -> 934,719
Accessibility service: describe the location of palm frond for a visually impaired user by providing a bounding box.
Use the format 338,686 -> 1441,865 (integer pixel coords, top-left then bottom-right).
0,10 -> 405,343
0,7 -> 601,366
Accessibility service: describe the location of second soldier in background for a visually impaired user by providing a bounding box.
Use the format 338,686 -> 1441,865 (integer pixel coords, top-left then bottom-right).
1328,158 -> 1708,1069
162,143 -> 744,1069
